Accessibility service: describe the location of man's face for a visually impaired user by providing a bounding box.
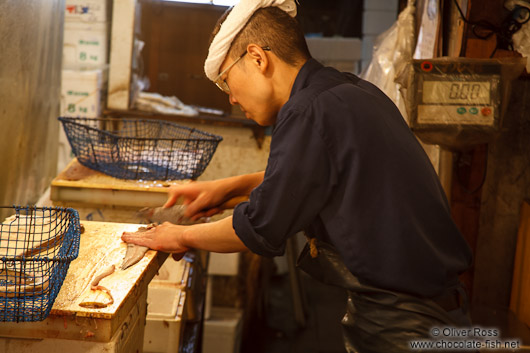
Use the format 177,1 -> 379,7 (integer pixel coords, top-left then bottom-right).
218,55 -> 280,126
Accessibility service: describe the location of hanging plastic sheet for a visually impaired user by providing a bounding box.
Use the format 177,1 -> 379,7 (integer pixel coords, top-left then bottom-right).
361,0 -> 416,123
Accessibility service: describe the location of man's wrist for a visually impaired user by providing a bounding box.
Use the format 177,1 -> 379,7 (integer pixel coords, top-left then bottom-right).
179,224 -> 194,250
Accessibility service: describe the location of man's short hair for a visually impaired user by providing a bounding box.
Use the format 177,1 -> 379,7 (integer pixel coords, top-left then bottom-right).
212,7 -> 311,67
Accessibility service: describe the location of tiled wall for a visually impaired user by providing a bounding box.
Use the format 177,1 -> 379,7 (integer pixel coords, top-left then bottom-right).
361,0 -> 399,71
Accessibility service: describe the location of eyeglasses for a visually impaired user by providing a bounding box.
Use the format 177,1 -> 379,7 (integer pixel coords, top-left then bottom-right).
214,46 -> 271,94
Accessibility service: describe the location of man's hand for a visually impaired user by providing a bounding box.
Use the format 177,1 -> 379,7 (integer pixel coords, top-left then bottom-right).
164,180 -> 230,220
121,222 -> 189,258
163,172 -> 264,221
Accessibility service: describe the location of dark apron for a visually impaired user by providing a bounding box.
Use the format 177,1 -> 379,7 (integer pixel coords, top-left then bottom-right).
296,238 -> 471,353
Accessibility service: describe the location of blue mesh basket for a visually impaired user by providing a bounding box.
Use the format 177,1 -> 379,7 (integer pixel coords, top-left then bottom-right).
0,206 -> 81,322
58,117 -> 223,180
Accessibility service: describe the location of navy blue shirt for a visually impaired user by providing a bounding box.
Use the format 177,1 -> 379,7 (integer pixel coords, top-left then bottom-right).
233,59 -> 472,298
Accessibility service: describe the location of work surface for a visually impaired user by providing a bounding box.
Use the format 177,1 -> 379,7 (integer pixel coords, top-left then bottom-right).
0,220 -> 168,342
50,158 -> 187,208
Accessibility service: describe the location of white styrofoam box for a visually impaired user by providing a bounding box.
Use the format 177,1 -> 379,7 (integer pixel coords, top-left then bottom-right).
202,307 -> 243,353
305,37 -> 362,62
60,67 -> 107,118
207,252 -> 240,276
151,256 -> 190,285
65,0 -> 111,23
144,283 -> 186,353
362,10 -> 397,36
363,0 -> 398,12
63,22 -> 109,67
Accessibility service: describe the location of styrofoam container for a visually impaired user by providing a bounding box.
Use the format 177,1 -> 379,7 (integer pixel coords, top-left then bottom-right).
143,284 -> 187,353
151,256 -> 190,285
63,22 -> 109,67
65,0 -> 111,23
207,252 -> 240,276
202,307 -> 243,353
60,67 -> 108,118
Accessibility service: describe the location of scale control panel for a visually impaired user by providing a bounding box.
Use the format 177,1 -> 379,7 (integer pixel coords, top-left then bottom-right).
406,57 -> 525,149
411,60 -> 502,128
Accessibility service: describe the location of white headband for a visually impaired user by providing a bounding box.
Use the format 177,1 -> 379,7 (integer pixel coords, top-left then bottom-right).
204,0 -> 297,82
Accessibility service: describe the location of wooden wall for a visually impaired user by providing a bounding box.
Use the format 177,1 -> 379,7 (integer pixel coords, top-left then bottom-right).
139,0 -> 231,112
472,78 -> 530,309
445,0 -> 530,310
0,0 -> 64,220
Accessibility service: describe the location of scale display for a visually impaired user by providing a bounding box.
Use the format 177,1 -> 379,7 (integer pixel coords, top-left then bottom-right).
409,59 -> 502,129
422,81 -> 491,105
407,58 -> 524,149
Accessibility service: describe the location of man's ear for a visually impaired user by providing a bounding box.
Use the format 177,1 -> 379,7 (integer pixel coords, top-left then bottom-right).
246,44 -> 269,74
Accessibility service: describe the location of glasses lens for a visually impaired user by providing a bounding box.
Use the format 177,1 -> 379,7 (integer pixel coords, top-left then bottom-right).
216,80 -> 230,94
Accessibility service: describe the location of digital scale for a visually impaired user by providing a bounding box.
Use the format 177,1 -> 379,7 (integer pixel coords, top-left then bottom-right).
408,58 -> 506,149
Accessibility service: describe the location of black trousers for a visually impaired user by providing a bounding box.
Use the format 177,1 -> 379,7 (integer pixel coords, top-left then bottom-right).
297,239 -> 472,353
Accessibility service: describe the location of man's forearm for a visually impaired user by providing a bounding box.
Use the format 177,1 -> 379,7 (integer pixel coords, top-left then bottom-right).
221,171 -> 265,199
181,216 -> 248,253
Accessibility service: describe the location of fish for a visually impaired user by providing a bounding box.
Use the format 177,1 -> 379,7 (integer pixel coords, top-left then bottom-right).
79,264 -> 116,308
135,204 -> 195,225
0,268 -> 49,297
120,226 -> 153,270
121,205 -> 201,271
121,243 -> 150,270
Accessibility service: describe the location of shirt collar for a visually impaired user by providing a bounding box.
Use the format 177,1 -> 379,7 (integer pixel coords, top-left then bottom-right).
290,58 -> 324,98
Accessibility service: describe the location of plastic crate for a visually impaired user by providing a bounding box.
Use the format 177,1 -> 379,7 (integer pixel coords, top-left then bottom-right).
0,206 -> 81,322
58,117 -> 223,180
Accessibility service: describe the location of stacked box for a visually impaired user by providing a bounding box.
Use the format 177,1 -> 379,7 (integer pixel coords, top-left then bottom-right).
59,0 -> 111,171
143,259 -> 190,353
202,307 -> 243,353
63,0 -> 111,68
60,68 -> 107,118
143,285 -> 187,353
65,0 -> 111,23
63,22 -> 109,67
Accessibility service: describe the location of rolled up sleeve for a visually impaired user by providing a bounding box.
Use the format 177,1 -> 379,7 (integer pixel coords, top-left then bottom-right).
232,108 -> 336,257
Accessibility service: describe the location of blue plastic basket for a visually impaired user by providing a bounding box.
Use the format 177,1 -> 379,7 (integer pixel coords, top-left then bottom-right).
58,117 -> 223,180
0,206 -> 81,322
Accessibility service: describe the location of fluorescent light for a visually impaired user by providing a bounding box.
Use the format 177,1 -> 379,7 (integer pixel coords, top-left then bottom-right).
212,0 -> 238,5
160,0 -> 238,5
161,0 -> 212,4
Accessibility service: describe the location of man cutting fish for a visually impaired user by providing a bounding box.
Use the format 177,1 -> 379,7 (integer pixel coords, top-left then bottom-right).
122,0 -> 473,351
